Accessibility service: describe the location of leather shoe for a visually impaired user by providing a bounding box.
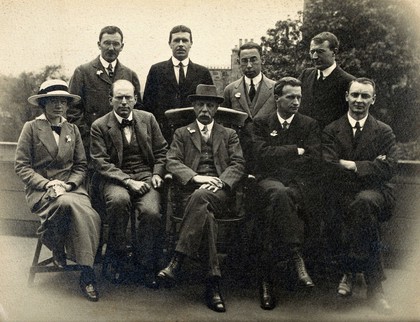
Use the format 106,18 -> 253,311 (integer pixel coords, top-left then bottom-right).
52,249 -> 67,269
259,281 -> 275,310
368,290 -> 392,315
157,254 -> 183,286
80,281 -> 99,302
292,252 -> 314,288
337,273 -> 353,297
205,280 -> 226,313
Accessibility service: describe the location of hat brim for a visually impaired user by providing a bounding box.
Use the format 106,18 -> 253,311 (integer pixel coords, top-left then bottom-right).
188,94 -> 224,104
28,92 -> 81,106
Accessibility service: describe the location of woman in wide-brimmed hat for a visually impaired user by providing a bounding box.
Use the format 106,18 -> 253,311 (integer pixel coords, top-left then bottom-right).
15,79 -> 101,301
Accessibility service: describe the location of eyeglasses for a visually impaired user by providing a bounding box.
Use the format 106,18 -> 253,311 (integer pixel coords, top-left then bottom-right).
112,96 -> 135,102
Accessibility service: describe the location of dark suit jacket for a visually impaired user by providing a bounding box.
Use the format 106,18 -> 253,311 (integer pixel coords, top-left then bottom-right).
90,110 -> 168,185
15,115 -> 87,211
299,66 -> 355,129
322,114 -> 398,214
166,121 -> 245,191
143,59 -> 213,137
68,56 -> 142,147
252,112 -> 322,184
222,74 -> 276,120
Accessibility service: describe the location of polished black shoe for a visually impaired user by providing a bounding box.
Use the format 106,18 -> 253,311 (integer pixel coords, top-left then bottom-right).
52,249 -> 67,269
205,280 -> 226,313
337,273 -> 353,297
368,289 -> 392,315
259,281 -> 275,310
157,253 -> 183,286
292,252 -> 314,288
80,281 -> 99,302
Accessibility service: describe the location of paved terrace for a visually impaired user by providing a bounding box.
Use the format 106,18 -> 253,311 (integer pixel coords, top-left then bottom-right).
1,143 -> 419,321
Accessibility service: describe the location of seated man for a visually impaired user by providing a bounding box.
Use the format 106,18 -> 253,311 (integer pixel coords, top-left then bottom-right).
157,85 -> 246,313
90,80 -> 168,288
322,77 -> 398,314
251,77 -> 321,310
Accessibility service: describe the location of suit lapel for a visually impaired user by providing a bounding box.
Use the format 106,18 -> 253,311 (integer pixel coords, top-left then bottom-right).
165,59 -> 178,91
234,78 -> 252,116
253,75 -> 273,117
37,120 -> 58,159
93,56 -> 112,85
188,122 -> 201,152
212,123 -> 223,155
56,122 -> 71,162
352,115 -> 377,159
133,114 -> 151,163
107,114 -> 124,164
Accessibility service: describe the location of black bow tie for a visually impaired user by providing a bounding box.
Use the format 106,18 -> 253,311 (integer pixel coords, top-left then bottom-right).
120,118 -> 134,129
51,125 -> 61,135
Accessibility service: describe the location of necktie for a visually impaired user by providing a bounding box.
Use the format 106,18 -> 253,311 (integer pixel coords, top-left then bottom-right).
202,125 -> 210,142
51,125 -> 61,135
107,63 -> 114,78
249,79 -> 256,102
120,118 -> 133,129
318,71 -> 324,81
282,121 -> 289,131
178,62 -> 185,87
353,121 -> 362,145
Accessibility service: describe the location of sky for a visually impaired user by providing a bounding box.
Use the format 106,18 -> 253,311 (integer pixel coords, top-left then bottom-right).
0,0 -> 304,86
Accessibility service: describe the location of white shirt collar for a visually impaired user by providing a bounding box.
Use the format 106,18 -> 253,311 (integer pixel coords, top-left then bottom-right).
172,56 -> 190,67
36,113 -> 67,124
196,120 -> 214,133
276,112 -> 295,125
244,73 -> 263,86
347,113 -> 368,128
319,61 -> 336,79
114,111 -> 133,123
100,55 -> 117,70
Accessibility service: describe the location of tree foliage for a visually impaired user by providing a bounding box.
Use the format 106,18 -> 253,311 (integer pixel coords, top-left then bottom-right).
261,0 -> 420,143
0,65 -> 68,142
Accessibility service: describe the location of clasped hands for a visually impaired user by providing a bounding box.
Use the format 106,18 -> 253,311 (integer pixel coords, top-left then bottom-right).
192,175 -> 224,192
126,174 -> 163,196
46,179 -> 72,193
339,155 -> 387,171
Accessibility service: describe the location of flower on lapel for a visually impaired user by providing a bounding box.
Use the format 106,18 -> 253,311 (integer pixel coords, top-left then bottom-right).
65,135 -> 72,143
235,92 -> 241,99
270,130 -> 278,137
96,70 -> 103,76
187,127 -> 196,134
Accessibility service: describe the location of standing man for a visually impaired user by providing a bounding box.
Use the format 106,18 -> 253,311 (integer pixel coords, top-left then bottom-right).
90,80 -> 167,288
157,85 -> 245,312
68,26 -> 142,155
143,25 -> 214,141
252,77 -> 321,310
322,78 -> 398,314
299,32 -> 355,130
223,42 -> 276,121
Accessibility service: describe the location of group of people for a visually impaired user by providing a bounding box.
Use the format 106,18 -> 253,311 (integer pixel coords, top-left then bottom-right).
14,25 -> 398,316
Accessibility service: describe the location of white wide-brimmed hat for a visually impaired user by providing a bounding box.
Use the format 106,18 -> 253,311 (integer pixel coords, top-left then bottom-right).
27,79 -> 81,106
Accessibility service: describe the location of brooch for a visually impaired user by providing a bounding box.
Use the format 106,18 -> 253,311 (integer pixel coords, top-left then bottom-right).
234,92 -> 241,98
270,130 -> 278,137
65,135 -> 72,143
96,70 -> 103,76
187,127 -> 196,134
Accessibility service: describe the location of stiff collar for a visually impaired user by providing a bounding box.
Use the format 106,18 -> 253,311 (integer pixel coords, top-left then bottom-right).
244,73 -> 263,86
276,112 -> 295,125
347,112 -> 368,128
196,120 -> 214,133
172,56 -> 190,67
36,113 -> 67,125
113,111 -> 133,124
319,61 -> 337,79
100,55 -> 117,70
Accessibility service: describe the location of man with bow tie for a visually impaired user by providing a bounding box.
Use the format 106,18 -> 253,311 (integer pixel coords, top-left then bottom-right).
322,78 -> 398,314
90,80 -> 168,288
251,77 -> 321,310
157,84 -> 245,312
68,26 -> 142,157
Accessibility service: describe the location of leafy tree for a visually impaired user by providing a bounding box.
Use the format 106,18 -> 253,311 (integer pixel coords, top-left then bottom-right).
0,65 -> 68,142
261,0 -> 420,144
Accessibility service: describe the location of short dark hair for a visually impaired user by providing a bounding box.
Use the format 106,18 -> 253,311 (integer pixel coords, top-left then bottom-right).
274,77 -> 302,96
99,26 -> 124,42
348,77 -> 376,94
311,32 -> 339,51
238,42 -> 262,57
169,25 -> 193,43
